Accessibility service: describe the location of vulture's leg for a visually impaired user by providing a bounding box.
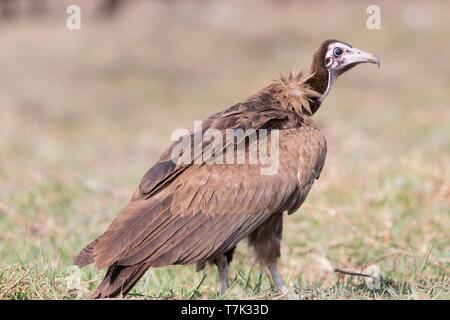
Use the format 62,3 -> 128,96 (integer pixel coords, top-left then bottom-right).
248,212 -> 288,293
195,247 -> 236,294
269,263 -> 288,293
214,246 -> 236,294
216,254 -> 229,294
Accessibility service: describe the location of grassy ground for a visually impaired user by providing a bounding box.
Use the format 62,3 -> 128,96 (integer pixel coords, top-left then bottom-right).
0,0 -> 448,299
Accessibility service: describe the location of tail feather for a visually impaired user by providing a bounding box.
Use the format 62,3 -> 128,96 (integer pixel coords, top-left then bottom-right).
73,236 -> 102,267
91,263 -> 150,299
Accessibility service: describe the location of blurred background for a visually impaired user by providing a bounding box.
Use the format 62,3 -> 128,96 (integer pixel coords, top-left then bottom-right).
0,0 -> 448,299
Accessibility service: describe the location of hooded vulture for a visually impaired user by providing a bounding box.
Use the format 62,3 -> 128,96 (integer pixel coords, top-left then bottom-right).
74,39 -> 379,298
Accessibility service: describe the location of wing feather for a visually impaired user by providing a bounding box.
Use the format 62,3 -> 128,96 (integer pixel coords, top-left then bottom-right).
80,76 -> 326,272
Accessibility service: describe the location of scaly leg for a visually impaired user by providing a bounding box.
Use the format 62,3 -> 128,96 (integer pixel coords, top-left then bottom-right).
216,254 -> 229,294
269,263 -> 288,294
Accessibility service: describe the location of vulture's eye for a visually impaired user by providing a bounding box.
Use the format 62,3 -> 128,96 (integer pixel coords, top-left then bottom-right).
333,47 -> 343,57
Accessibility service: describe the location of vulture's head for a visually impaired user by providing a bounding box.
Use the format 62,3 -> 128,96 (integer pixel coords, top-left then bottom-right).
320,39 -> 380,76
308,39 -> 380,105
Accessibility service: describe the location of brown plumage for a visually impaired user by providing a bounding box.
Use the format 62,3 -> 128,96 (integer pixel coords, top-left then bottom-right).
74,40 -> 379,298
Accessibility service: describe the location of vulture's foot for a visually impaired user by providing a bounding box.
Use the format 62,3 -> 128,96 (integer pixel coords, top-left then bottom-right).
269,263 -> 288,294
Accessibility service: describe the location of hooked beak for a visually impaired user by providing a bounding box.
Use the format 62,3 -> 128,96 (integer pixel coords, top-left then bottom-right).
344,47 -> 380,69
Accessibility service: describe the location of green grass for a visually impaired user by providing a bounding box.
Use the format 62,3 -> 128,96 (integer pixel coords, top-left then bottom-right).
1,162 -> 448,299
0,0 -> 449,299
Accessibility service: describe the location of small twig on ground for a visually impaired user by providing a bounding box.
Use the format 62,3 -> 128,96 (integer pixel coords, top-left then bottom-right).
334,268 -> 372,278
